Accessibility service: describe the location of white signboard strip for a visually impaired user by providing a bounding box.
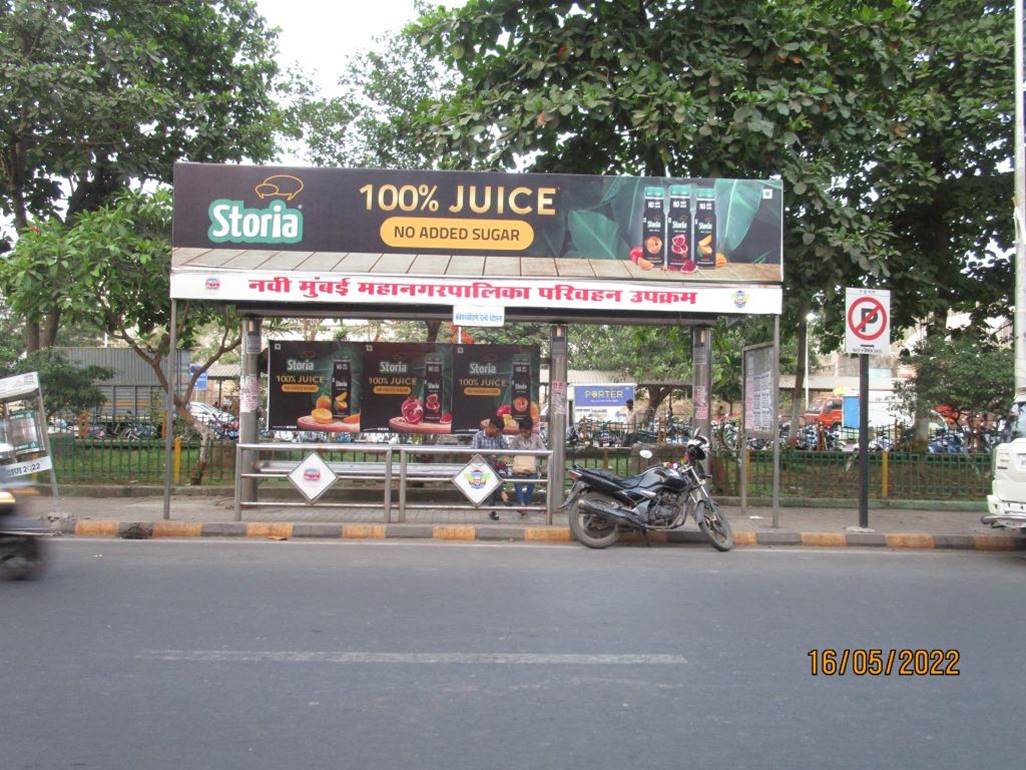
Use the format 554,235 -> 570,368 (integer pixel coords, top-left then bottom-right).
172,269 -> 782,316
2,454 -> 53,479
0,371 -> 40,401
453,304 -> 505,327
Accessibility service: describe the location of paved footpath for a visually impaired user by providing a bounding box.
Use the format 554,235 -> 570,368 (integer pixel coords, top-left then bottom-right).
18,493 -> 1025,551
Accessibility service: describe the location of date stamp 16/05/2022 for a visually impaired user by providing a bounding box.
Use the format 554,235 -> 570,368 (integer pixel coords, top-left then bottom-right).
808,649 -> 960,677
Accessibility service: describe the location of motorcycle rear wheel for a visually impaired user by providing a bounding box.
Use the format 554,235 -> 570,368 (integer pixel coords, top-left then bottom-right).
696,500 -> 734,552
569,493 -> 621,549
0,536 -> 47,580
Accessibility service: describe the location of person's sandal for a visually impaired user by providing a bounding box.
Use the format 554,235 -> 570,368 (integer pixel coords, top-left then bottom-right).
489,511 -> 500,521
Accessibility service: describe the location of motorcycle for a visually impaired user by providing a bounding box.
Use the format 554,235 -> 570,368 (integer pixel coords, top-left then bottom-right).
0,485 -> 48,580
561,433 -> 733,551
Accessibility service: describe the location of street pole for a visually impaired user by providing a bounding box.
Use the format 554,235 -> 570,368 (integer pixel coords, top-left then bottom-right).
1015,0 -> 1026,398
858,353 -> 870,529
161,299 -> 177,521
239,317 -> 262,505
549,324 -> 568,510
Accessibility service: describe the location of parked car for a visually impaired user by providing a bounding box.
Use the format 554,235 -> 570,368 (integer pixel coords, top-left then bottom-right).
802,398 -> 843,429
188,402 -> 236,430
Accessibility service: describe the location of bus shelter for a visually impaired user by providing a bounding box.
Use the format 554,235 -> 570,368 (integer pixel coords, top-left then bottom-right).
163,163 -> 784,523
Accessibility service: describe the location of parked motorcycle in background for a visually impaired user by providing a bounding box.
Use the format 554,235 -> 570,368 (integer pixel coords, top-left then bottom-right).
563,433 -> 733,551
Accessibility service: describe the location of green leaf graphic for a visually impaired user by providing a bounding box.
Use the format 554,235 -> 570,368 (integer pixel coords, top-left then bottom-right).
715,179 -> 764,254
609,178 -> 645,246
568,210 -> 629,261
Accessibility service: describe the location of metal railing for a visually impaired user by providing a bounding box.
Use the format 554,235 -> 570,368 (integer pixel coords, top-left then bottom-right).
234,442 -> 556,524
395,445 -> 555,524
234,442 -> 394,520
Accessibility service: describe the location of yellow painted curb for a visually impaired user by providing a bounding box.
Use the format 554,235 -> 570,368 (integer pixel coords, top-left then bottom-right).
152,521 -> 203,538
973,534 -> 1021,551
733,531 -> 757,546
885,533 -> 935,549
800,532 -> 847,547
524,527 -> 572,542
433,525 -> 476,541
342,524 -> 386,539
246,522 -> 293,540
75,520 -> 119,537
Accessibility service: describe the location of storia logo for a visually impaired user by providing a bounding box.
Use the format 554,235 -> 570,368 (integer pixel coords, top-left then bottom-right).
207,175 -> 305,245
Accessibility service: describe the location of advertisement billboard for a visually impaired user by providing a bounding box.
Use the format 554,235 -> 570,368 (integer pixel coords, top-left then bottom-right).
451,345 -> 541,434
267,341 -> 362,433
173,165 -> 782,283
267,341 -> 540,435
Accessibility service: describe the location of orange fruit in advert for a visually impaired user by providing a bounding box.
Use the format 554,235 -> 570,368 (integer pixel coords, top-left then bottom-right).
342,413 -> 361,424
311,408 -> 333,424
645,235 -> 662,255
315,395 -> 331,410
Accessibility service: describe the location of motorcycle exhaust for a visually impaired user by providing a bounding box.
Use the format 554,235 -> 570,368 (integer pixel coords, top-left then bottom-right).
578,498 -> 646,529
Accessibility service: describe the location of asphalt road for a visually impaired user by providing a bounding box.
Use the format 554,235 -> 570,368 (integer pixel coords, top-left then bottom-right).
3,539 -> 1024,770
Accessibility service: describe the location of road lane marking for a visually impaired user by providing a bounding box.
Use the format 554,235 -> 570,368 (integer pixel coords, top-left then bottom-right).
137,650 -> 689,665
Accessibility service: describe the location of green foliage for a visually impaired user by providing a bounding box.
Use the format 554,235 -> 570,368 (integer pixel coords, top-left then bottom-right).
894,331 -> 1014,421
0,0 -> 283,228
0,349 -> 112,418
0,190 -> 240,409
289,32 -> 454,169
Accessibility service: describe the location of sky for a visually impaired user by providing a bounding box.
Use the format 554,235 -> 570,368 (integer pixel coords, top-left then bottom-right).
254,0 -> 461,98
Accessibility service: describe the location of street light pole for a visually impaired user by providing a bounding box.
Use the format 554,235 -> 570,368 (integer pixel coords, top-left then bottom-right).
1015,0 -> 1026,398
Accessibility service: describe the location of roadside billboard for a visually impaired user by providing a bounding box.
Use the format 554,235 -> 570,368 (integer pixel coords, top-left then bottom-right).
267,341 -> 539,435
171,164 -> 784,316
572,383 -> 635,423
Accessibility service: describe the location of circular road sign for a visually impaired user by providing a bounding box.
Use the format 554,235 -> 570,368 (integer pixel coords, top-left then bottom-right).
846,296 -> 888,342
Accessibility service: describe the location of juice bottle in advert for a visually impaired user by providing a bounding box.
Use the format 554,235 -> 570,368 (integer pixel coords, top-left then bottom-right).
666,184 -> 693,273
694,187 -> 717,268
641,186 -> 666,267
510,357 -> 531,423
331,360 -> 351,420
422,355 -> 443,423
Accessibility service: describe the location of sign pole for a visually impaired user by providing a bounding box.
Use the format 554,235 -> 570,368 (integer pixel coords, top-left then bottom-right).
858,352 -> 870,528
549,324 -> 568,511
771,315 -> 781,528
36,389 -> 59,512
161,299 -> 177,521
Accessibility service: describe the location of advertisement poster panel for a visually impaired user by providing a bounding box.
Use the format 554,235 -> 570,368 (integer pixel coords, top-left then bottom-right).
572,383 -> 635,423
173,163 -> 783,285
267,341 -> 362,432
359,343 -> 454,434
451,345 -> 541,434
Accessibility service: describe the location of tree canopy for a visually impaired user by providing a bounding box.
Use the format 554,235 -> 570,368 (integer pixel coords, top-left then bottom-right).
0,0 -> 284,347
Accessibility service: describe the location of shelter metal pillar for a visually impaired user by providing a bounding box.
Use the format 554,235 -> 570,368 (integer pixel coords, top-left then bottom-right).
549,324 -> 568,511
692,326 -> 712,442
161,299 -> 178,521
239,317 -> 262,504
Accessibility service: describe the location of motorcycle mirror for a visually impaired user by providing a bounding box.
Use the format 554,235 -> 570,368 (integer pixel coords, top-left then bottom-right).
639,449 -> 653,459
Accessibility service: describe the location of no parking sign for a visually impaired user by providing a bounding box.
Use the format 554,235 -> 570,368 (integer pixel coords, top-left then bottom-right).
845,288 -> 890,355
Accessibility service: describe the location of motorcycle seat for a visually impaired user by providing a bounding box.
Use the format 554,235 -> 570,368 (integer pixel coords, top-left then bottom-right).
581,467 -> 649,488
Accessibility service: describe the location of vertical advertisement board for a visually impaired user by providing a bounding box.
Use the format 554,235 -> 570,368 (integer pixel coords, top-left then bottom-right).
451,345 -> 541,434
267,341 -> 363,433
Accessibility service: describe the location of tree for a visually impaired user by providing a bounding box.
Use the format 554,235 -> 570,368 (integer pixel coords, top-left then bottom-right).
0,0 -> 284,349
0,349 -> 111,419
413,0 -> 921,424
0,190 -> 238,480
893,330 -> 1013,425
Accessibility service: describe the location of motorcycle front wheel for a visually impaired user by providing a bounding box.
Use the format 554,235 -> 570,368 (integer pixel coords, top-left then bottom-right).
0,536 -> 47,580
696,499 -> 734,552
569,493 -> 621,549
